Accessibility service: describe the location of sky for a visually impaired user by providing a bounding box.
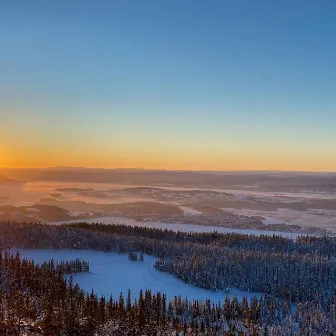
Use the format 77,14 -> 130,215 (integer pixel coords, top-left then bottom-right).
1,0 -> 336,171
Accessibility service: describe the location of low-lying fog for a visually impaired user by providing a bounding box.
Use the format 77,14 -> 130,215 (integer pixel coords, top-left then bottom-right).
1,170 -> 336,235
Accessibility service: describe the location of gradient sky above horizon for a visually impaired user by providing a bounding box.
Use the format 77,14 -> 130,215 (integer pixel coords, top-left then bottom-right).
1,1 -> 336,171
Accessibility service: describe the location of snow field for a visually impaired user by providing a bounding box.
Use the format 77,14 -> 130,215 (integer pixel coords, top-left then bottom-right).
12,248 -> 262,304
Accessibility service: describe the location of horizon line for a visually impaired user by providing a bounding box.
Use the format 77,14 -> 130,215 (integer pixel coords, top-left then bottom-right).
0,165 -> 335,174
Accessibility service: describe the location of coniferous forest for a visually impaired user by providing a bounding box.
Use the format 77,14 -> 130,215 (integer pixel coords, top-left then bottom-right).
1,221 -> 336,335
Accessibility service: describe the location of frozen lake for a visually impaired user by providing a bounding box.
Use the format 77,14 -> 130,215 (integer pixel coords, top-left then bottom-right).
12,248 -> 262,304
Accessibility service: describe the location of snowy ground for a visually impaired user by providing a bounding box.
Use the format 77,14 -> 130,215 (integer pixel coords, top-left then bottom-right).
53,216 -> 305,239
12,249 -> 262,304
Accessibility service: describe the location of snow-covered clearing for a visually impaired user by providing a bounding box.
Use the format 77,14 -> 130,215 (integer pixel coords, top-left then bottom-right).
12,249 -> 261,304
53,216 -> 304,239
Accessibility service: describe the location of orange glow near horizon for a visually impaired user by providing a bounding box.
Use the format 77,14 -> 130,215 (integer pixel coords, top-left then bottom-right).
1,112 -> 335,173
1,154 -> 335,172
0,137 -> 335,172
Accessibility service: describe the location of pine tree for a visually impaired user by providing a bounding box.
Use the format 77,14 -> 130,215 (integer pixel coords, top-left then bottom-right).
126,289 -> 132,312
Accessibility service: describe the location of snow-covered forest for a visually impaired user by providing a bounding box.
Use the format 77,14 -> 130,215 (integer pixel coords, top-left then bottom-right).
1,220 -> 336,335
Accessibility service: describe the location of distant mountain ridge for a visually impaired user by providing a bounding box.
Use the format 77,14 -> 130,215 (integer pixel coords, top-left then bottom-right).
0,175 -> 22,184
0,168 -> 335,193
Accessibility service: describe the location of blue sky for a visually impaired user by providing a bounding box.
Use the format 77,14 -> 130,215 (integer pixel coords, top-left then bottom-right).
1,1 -> 335,170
